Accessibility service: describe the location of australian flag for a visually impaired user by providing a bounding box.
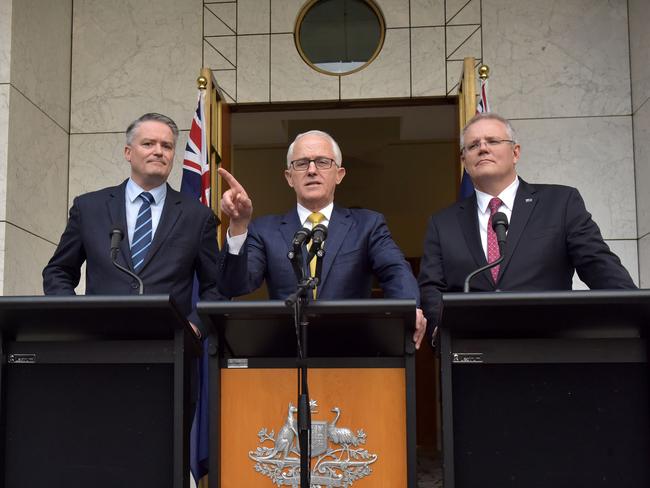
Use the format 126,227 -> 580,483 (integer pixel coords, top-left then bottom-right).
460,73 -> 490,200
181,90 -> 211,486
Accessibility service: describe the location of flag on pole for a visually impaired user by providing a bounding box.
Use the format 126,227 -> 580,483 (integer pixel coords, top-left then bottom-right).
182,91 -> 210,205
459,73 -> 490,199
476,75 -> 490,114
181,89 -> 211,486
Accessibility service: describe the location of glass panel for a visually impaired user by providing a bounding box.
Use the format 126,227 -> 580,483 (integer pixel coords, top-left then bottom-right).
297,0 -> 384,75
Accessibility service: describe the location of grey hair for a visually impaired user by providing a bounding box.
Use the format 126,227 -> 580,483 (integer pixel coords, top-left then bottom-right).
126,113 -> 179,145
286,130 -> 343,168
460,112 -> 518,150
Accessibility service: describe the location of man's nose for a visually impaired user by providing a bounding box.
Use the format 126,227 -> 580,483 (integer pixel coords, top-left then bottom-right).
477,141 -> 490,154
306,161 -> 318,174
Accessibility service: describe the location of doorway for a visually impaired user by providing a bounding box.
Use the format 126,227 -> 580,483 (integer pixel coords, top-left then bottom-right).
227,98 -> 459,459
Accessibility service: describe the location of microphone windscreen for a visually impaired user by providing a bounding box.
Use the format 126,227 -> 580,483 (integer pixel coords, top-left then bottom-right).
492,212 -> 509,231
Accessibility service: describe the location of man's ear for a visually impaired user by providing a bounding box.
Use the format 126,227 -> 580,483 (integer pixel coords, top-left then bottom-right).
512,144 -> 521,165
335,166 -> 346,184
284,169 -> 294,188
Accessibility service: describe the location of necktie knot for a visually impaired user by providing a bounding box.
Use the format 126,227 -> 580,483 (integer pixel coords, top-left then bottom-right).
131,192 -> 155,272
488,197 -> 502,215
139,192 -> 154,205
308,212 -> 325,226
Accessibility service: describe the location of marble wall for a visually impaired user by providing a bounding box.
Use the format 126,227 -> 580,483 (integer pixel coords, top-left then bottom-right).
630,0 -> 650,287
482,0 -> 637,287
0,0 -> 72,295
204,0 -> 481,103
0,0 -> 644,292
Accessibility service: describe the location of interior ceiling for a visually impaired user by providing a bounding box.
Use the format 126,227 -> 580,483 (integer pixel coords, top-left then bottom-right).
230,103 -> 459,147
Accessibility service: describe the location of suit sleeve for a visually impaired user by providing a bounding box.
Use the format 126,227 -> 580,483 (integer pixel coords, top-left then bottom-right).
565,188 -> 636,289
42,198 -> 86,294
417,215 -> 445,325
367,213 -> 420,304
217,221 -> 267,298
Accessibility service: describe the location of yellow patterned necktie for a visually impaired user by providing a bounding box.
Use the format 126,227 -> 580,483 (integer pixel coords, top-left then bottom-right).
307,212 -> 325,298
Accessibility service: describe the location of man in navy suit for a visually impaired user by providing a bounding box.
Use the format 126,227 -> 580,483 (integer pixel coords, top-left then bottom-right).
43,113 -> 222,336
418,112 -> 636,327
217,130 -> 426,348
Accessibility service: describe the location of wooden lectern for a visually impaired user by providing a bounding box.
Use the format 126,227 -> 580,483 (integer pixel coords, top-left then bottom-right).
439,290 -> 650,488
0,295 -> 198,488
200,299 -> 417,488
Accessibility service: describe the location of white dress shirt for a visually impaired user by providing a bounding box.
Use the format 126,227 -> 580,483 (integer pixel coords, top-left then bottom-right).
125,178 -> 167,246
475,177 -> 519,259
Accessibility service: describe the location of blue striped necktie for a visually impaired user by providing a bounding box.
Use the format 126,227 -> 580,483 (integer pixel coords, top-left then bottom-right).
131,192 -> 155,272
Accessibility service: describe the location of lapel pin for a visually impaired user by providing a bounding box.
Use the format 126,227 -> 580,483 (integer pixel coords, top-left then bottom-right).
525,198 -> 533,203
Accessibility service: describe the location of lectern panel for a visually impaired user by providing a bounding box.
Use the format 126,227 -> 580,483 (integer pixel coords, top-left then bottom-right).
452,362 -> 649,488
219,368 -> 407,488
4,363 -> 174,488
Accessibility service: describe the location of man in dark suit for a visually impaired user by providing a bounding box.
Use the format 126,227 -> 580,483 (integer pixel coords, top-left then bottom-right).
43,113 -> 222,336
418,112 -> 636,326
217,130 -> 426,348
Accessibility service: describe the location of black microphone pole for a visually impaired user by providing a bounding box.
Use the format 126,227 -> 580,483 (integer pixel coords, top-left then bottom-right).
463,212 -> 509,292
109,227 -> 144,295
284,227 -> 315,488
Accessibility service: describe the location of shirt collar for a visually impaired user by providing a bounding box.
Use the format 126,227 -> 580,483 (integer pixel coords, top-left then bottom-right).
126,178 -> 167,204
475,176 -> 519,214
296,202 -> 334,227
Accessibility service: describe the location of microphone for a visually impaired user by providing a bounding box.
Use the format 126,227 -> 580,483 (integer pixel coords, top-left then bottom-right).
109,227 -> 144,295
292,227 -> 312,250
462,212 -> 510,293
492,212 -> 509,255
311,223 -> 328,248
110,227 -> 123,260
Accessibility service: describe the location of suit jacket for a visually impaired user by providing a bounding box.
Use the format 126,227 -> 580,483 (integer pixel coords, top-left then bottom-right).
418,178 -> 636,324
218,206 -> 419,301
43,180 -> 223,333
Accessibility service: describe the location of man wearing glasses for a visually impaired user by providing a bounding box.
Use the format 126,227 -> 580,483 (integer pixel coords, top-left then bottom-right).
218,130 -> 426,348
418,112 -> 636,328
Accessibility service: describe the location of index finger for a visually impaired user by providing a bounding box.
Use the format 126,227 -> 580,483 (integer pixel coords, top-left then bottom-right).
218,167 -> 245,193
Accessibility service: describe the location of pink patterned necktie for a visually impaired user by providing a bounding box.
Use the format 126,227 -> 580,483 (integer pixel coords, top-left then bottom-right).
487,197 -> 503,283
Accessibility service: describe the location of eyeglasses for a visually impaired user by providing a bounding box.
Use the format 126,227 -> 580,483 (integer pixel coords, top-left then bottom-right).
289,157 -> 336,171
463,138 -> 515,153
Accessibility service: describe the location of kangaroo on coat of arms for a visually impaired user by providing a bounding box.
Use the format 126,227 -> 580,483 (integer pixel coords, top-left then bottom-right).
249,400 -> 378,487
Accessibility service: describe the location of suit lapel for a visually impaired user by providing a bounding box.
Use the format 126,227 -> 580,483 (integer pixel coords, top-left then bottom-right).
106,181 -> 132,269
458,194 -> 488,267
319,206 -> 352,291
497,178 -> 537,282
458,195 -> 494,290
139,185 -> 183,272
279,209 -> 302,251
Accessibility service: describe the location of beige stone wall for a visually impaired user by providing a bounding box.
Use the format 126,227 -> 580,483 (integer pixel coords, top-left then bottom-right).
0,0 -> 72,295
483,0 -> 637,287
0,0 -> 643,292
630,0 -> 650,287
204,0 -> 481,103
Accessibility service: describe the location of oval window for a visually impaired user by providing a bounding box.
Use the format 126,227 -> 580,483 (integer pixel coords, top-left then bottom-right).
295,0 -> 385,76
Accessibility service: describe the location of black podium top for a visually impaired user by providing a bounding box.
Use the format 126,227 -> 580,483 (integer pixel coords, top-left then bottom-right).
199,299 -> 416,358
0,295 -> 188,340
441,290 -> 650,336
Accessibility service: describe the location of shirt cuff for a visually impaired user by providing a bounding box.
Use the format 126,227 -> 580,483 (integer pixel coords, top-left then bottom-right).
227,228 -> 248,254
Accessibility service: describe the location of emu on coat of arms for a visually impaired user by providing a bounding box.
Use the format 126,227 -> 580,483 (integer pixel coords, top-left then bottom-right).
248,400 -> 378,487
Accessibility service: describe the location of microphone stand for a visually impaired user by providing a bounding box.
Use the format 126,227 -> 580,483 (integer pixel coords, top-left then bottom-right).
464,214 -> 508,293
285,241 -> 319,488
463,254 -> 505,292
110,229 -> 144,295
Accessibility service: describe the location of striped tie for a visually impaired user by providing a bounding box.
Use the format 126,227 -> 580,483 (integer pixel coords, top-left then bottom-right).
131,192 -> 155,272
308,212 -> 325,298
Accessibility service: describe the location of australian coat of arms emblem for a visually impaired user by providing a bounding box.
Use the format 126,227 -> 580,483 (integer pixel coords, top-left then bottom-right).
249,400 -> 378,487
